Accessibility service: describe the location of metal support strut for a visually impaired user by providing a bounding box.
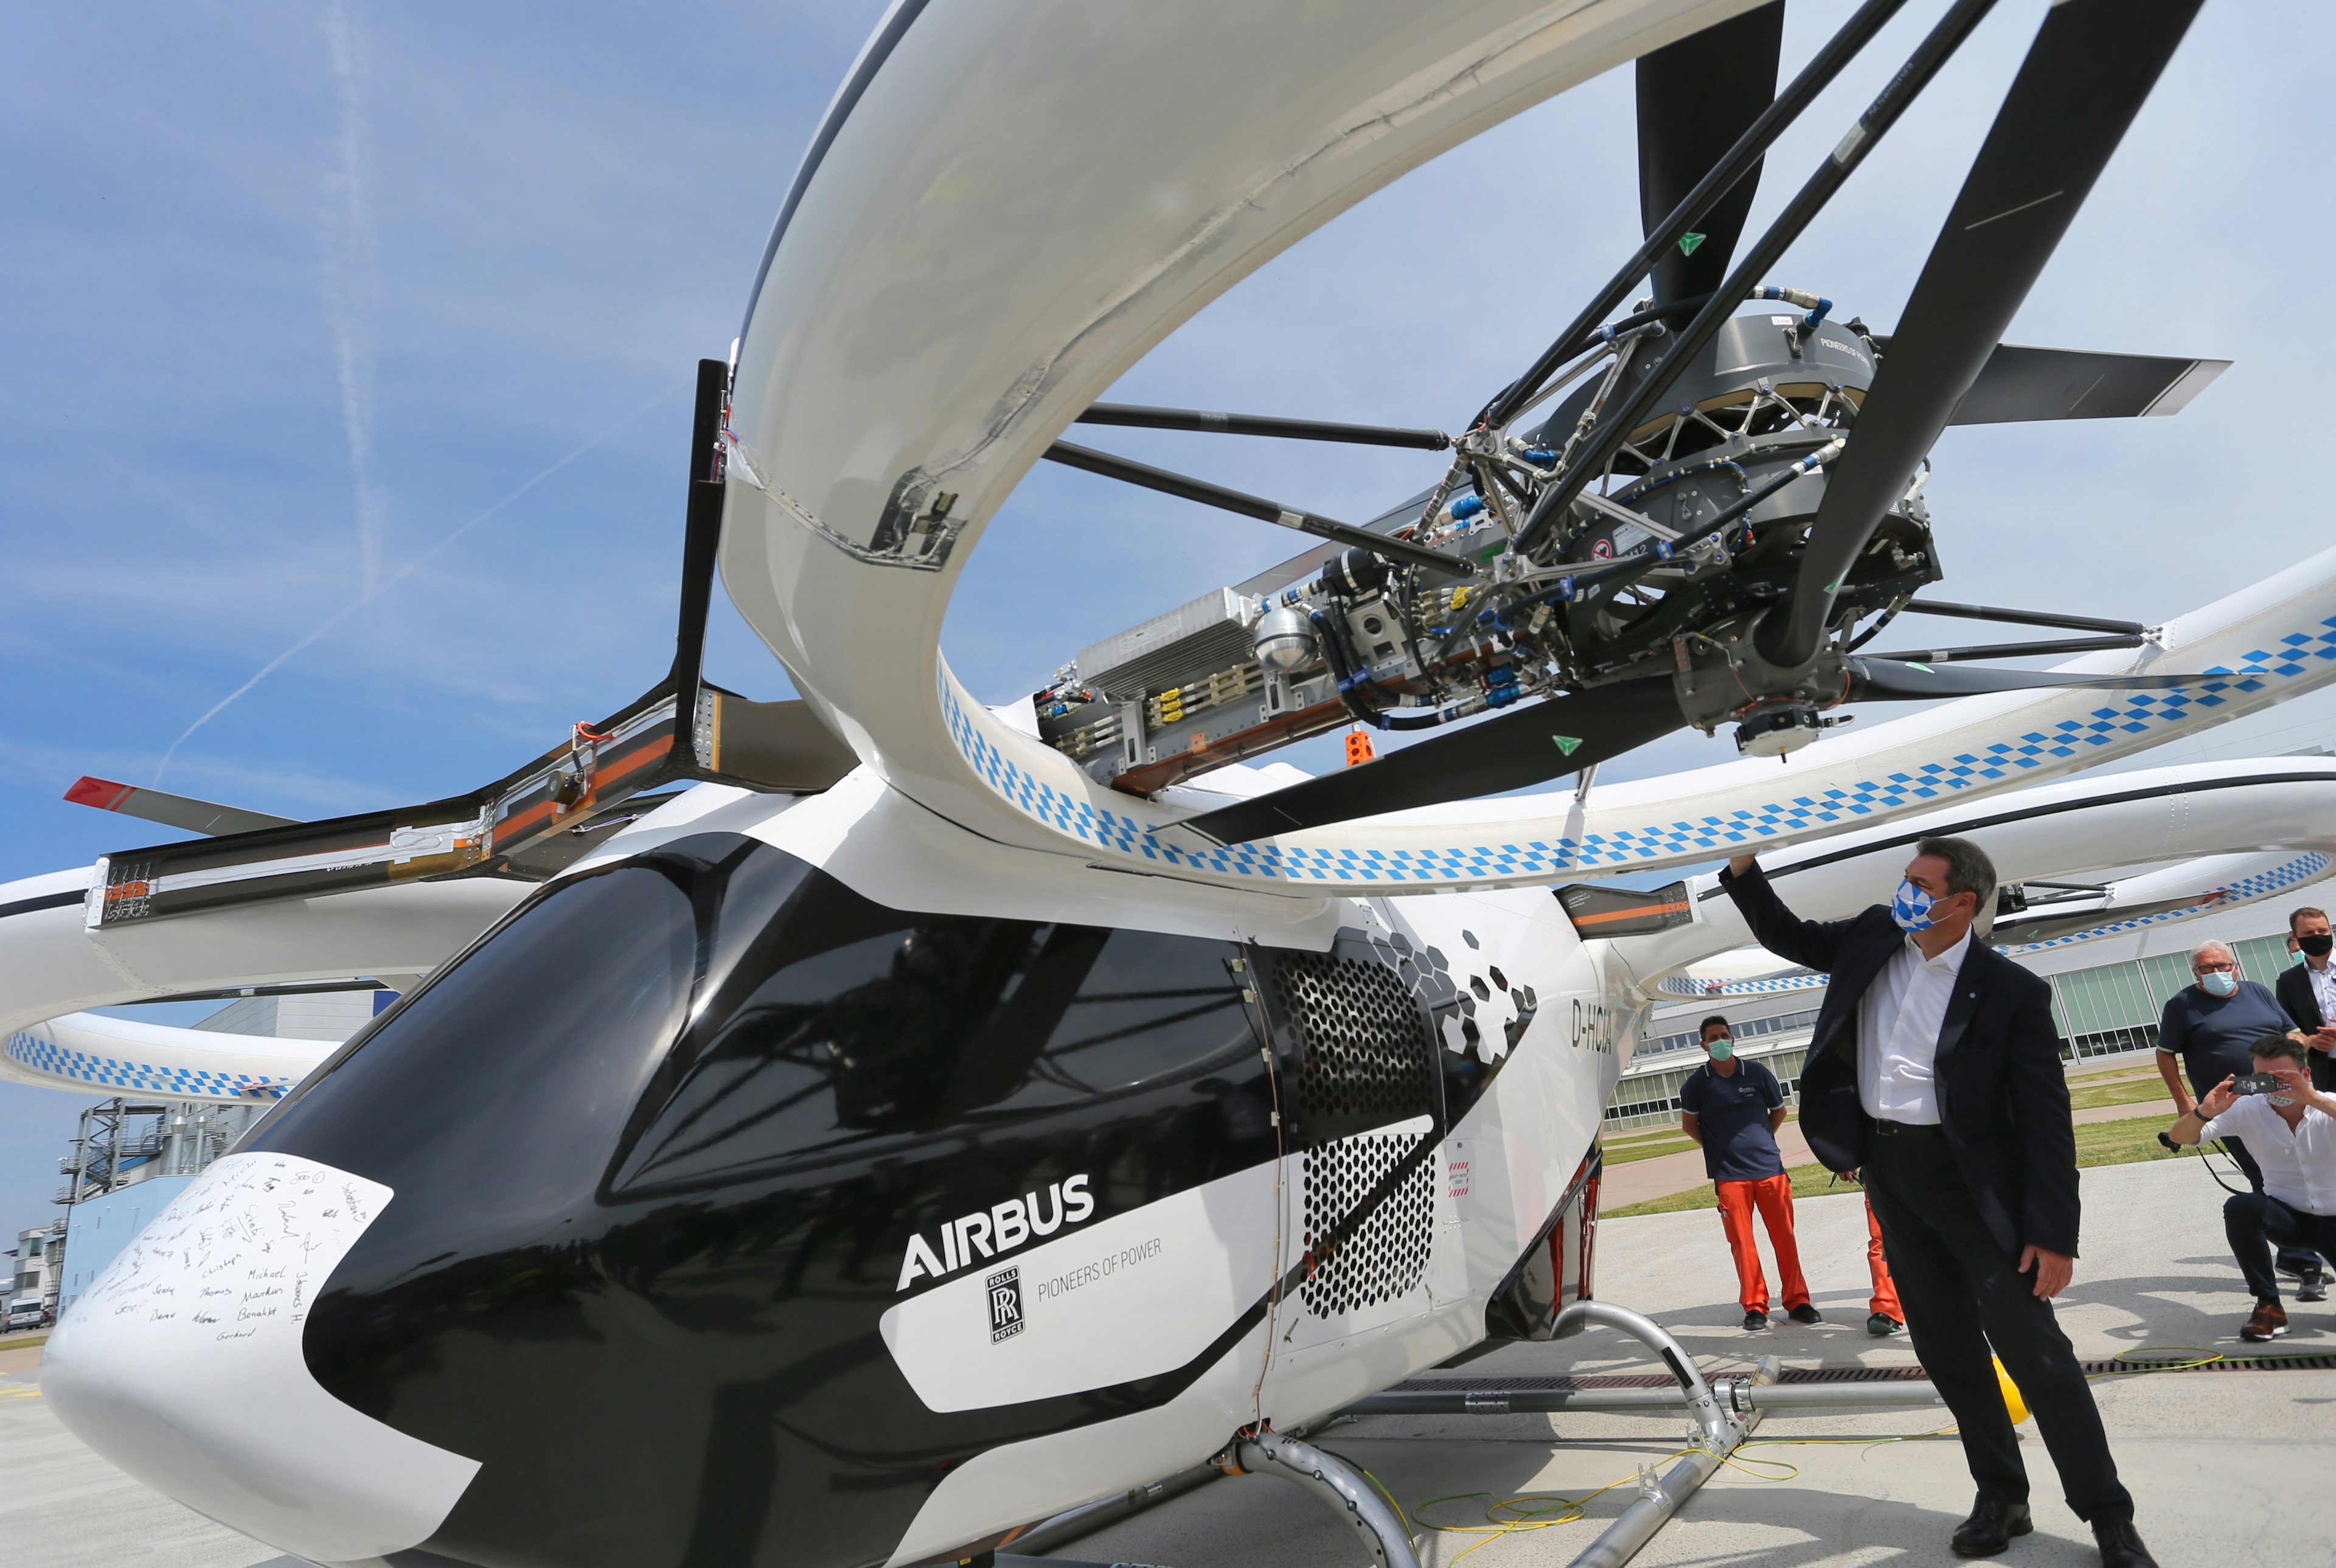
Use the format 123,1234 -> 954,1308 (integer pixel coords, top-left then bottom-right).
1542,1302 -> 1764,1568
1001,1299 -> 1951,1568
1229,1430 -> 1421,1568
1550,1300 -> 1736,1451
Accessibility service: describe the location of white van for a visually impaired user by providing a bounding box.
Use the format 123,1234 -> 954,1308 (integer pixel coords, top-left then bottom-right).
5,1296 -> 46,1331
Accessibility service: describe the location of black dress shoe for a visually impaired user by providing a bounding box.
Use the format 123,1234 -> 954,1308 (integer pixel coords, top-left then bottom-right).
1742,1309 -> 1768,1331
1950,1494 -> 2032,1557
2093,1518 -> 2159,1567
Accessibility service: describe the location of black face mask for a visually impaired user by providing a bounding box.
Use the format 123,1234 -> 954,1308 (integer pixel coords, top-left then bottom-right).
2301,933 -> 2334,959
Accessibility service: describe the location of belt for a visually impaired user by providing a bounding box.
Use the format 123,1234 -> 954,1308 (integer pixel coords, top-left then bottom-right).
1865,1115 -> 1945,1139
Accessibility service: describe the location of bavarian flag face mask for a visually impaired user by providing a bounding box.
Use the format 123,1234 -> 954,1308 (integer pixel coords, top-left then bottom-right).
1891,879 -> 1938,933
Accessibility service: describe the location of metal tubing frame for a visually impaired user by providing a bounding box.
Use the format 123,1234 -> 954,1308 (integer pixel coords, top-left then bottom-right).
1042,439 -> 1463,575
1564,1407 -> 1763,1568
1346,1377 -> 1945,1417
1902,597 -> 2150,636
999,1299 -> 1945,1568
1076,402 -> 1451,451
1231,1430 -> 1422,1568
1549,1299 -> 1735,1451
1868,634 -> 2149,664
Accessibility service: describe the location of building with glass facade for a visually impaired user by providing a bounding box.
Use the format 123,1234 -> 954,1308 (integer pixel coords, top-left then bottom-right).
1611,912 -> 2310,1133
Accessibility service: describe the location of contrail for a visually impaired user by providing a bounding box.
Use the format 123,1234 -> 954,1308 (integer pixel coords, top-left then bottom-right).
319,0 -> 384,596
153,385 -> 680,785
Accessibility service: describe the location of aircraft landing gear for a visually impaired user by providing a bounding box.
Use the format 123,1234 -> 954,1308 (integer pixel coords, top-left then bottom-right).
1221,1429 -> 1420,1568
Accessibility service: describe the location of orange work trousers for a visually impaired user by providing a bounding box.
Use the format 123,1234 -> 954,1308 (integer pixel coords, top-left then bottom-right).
1715,1173 -> 1810,1313
1865,1195 -> 1903,1320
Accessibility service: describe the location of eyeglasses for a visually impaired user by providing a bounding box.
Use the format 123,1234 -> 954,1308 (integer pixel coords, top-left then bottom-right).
2194,960 -> 2236,974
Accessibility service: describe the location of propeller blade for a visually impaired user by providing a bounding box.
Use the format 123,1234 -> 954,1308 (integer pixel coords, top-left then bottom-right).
1636,1 -> 1785,307
1765,0 -> 2205,670
1866,340 -> 2231,425
1844,656 -> 2216,702
63,776 -> 297,837
1178,676 -> 1680,845
1180,648 -> 2239,846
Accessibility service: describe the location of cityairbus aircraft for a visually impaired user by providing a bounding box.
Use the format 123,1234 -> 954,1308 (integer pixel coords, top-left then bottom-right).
8,2 -> 2332,1566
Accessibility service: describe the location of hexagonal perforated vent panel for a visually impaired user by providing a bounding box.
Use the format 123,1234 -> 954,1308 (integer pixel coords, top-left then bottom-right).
1264,948 -> 1439,1136
1302,1119 -> 1436,1317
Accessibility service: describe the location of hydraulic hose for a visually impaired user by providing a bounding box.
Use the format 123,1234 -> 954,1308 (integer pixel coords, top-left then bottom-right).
1312,608 -> 1486,732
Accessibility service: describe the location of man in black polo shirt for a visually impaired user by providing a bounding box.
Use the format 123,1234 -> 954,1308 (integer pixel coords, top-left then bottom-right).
1680,1015 -> 1820,1331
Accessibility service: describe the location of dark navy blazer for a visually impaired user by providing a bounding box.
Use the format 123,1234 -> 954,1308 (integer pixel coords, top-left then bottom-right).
1719,862 -> 2080,1261
2273,961 -> 2336,1092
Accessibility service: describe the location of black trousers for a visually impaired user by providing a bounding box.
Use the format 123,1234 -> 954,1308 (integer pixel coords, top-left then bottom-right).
1864,1122 -> 2133,1524
2224,1192 -> 2336,1302
2217,1136 -> 2324,1278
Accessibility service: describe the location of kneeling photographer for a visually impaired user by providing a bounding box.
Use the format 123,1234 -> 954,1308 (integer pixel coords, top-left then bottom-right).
2167,1035 -> 2336,1342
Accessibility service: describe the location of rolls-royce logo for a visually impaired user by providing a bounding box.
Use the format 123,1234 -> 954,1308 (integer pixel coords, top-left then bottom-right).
987,1268 -> 1023,1343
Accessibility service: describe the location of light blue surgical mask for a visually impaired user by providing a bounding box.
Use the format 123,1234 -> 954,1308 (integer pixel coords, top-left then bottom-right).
2200,970 -> 2239,998
1706,1038 -> 1734,1061
1891,879 -> 1938,933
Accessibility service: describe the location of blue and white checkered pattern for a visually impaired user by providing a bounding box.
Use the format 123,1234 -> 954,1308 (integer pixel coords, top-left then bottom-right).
944,624 -> 2326,888
1889,879 -> 1936,932
1653,851 -> 2336,995
1658,971 -> 1827,998
5,1030 -> 288,1101
2000,850 -> 2334,956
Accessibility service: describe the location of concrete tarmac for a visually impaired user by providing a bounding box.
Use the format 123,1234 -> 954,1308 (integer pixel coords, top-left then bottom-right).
1066,1158 -> 2334,1568
0,1351 -> 281,1568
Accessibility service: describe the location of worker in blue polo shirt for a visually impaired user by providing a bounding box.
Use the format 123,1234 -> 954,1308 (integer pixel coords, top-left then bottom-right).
1680,1014 -> 1821,1331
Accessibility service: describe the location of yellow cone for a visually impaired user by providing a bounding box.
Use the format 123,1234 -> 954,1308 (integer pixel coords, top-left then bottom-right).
1994,1356 -> 2030,1424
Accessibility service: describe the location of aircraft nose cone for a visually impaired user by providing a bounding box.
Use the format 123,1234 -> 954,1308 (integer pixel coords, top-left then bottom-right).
43,1150 -> 479,1566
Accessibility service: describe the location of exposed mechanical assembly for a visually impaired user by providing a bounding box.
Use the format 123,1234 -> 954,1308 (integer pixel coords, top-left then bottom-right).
1012,0 -> 2227,850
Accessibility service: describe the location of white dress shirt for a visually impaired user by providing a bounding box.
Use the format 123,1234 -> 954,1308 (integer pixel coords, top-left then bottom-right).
2201,1094 -> 2336,1216
1857,927 -> 1973,1125
2306,959 -> 2336,1027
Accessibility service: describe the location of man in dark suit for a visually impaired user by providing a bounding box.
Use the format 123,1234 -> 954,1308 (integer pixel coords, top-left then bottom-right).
2273,905 -> 2336,1094
1723,836 -> 2154,1567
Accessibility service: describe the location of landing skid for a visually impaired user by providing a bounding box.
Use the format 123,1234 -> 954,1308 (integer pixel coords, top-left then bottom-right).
999,1300 -> 1951,1568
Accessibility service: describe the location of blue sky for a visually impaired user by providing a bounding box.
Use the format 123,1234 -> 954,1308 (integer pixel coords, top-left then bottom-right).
5,0 -> 2333,1241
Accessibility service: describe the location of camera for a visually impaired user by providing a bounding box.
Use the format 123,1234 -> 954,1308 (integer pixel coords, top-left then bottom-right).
2231,1072 -> 2284,1096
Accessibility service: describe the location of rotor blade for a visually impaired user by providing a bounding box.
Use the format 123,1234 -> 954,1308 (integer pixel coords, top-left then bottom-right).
1867,340 -> 2231,425
1075,404 -> 1450,451
64,776 -> 297,837
1512,0 -> 2001,560
1844,656 -> 2219,702
1483,0 -> 1909,430
1178,676 -> 1679,846
1765,0 -> 2205,669
1636,1 -> 1784,306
